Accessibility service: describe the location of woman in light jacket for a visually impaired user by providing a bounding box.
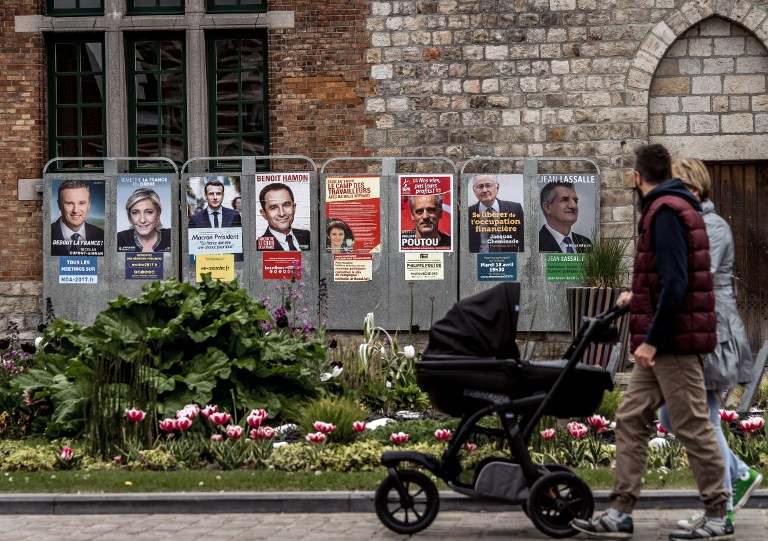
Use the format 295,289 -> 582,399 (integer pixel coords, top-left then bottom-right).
659,158 -> 761,527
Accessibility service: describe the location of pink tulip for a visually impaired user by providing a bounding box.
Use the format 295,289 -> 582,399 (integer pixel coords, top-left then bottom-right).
250,426 -> 276,440
306,432 -> 326,443
719,409 -> 739,422
158,418 -> 177,431
249,408 -> 268,421
113,456 -> 122,463
739,416 -> 765,433
540,428 -> 556,440
226,424 -> 244,439
390,432 -> 409,444
125,408 -> 146,422
465,443 -> 477,452
59,446 -> 74,461
352,421 -> 367,432
208,412 -> 232,426
177,405 -> 199,420
566,421 -> 588,439
313,421 -> 336,434
587,415 -> 610,432
176,416 -> 193,431
201,405 -> 219,419
656,423 -> 668,435
434,428 -> 451,441
210,434 -> 223,442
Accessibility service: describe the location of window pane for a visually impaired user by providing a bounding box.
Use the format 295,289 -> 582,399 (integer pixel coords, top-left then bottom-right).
80,0 -> 101,7
136,106 -> 158,134
56,76 -> 78,104
161,138 -> 184,163
215,0 -> 237,5
159,0 -> 183,5
81,108 -> 103,135
240,39 -> 263,69
57,139 -> 78,156
241,73 -> 263,101
136,75 -> 158,102
216,105 -> 240,133
160,41 -> 182,70
55,44 -> 78,72
242,104 -> 264,132
81,43 -> 103,72
133,0 -> 155,6
160,73 -> 183,101
53,0 -> 77,8
161,106 -> 183,134
82,138 -> 104,158
81,75 -> 103,103
135,41 -> 158,71
56,109 -> 78,136
242,135 -> 264,155
136,137 -> 159,158
216,73 -> 239,102
215,40 -> 238,70
217,137 -> 240,156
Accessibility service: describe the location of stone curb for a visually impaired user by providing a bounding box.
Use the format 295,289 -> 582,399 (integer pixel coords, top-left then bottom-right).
0,490 -> 766,515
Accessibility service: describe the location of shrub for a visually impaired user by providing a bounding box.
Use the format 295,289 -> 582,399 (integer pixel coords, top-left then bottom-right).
289,395 -> 368,444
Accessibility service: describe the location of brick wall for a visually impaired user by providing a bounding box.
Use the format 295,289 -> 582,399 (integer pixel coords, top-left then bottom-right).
650,17 -> 768,138
268,1 -> 375,160
0,1 -> 45,284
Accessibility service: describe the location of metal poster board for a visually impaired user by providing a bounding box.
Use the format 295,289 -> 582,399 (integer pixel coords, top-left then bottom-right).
43,157 -> 180,326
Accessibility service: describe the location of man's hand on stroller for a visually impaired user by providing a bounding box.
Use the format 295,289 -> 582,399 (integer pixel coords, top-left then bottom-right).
633,342 -> 657,367
616,291 -> 632,308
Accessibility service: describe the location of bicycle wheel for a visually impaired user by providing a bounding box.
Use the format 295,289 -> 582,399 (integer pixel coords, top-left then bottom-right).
374,470 -> 440,535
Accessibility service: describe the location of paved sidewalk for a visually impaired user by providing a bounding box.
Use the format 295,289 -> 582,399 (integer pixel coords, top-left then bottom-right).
0,491 -> 766,540
0,508 -> 766,540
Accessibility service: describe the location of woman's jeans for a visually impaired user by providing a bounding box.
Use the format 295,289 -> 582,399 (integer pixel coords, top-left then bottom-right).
659,391 -> 749,510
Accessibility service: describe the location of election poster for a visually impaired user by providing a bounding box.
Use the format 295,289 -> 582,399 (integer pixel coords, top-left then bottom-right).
398,174 -> 453,252
50,178 -> 105,257
255,172 -> 312,252
187,175 -> 243,259
117,175 -> 172,253
325,175 -> 380,253
537,174 -> 596,254
467,173 -> 525,253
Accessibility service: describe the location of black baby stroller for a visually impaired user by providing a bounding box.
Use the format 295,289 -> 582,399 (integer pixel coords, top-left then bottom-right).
374,282 -> 627,538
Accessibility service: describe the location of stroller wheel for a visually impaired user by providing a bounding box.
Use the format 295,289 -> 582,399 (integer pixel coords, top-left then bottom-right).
374,469 -> 440,535
526,471 -> 594,539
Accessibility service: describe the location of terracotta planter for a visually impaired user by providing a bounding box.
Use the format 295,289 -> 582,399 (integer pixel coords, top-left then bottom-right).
566,287 -> 630,374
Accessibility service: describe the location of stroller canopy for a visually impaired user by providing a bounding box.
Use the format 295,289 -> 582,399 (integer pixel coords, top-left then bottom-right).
425,282 -> 521,359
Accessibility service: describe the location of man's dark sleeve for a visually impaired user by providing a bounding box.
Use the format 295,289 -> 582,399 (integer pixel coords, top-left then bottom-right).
645,208 -> 689,348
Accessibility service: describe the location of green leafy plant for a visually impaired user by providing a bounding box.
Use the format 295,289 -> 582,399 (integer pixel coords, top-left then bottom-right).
580,234 -> 630,288
16,276 -> 329,458
289,395 -> 367,445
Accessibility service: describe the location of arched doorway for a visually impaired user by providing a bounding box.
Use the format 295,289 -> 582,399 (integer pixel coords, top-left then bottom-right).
647,16 -> 768,353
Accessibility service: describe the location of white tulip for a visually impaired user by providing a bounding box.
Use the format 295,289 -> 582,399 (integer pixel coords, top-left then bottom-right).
34,336 -> 44,349
403,345 -> 415,358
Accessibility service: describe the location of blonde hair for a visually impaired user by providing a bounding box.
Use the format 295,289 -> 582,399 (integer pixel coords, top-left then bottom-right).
126,188 -> 163,230
672,158 -> 711,201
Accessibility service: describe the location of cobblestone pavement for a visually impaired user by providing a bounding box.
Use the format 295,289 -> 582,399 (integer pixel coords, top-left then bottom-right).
1,509 -> 766,541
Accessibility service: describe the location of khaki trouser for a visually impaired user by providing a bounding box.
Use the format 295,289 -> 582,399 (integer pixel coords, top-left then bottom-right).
610,352 -> 729,517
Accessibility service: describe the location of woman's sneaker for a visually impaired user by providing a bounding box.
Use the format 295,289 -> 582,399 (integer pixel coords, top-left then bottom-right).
571,511 -> 633,539
732,468 -> 762,511
668,516 -> 734,540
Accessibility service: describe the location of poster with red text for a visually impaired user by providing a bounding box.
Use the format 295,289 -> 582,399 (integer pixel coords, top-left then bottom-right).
398,174 -> 453,252
325,175 -> 381,254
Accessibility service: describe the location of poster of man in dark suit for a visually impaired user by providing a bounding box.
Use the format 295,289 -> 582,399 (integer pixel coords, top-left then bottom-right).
467,173 -> 524,253
538,180 -> 593,253
50,179 -> 105,256
188,179 -> 242,229
256,182 -> 311,251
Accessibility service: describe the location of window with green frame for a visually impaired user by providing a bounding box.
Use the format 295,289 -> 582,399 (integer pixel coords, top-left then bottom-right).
207,32 -> 268,170
126,0 -> 184,15
126,34 -> 187,170
47,0 -> 104,17
47,34 -> 106,171
207,0 -> 266,14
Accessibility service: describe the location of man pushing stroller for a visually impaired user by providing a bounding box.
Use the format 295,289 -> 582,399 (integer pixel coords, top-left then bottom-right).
571,144 -> 733,540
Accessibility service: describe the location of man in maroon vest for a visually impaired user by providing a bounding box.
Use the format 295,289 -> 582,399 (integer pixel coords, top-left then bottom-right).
572,144 -> 732,540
